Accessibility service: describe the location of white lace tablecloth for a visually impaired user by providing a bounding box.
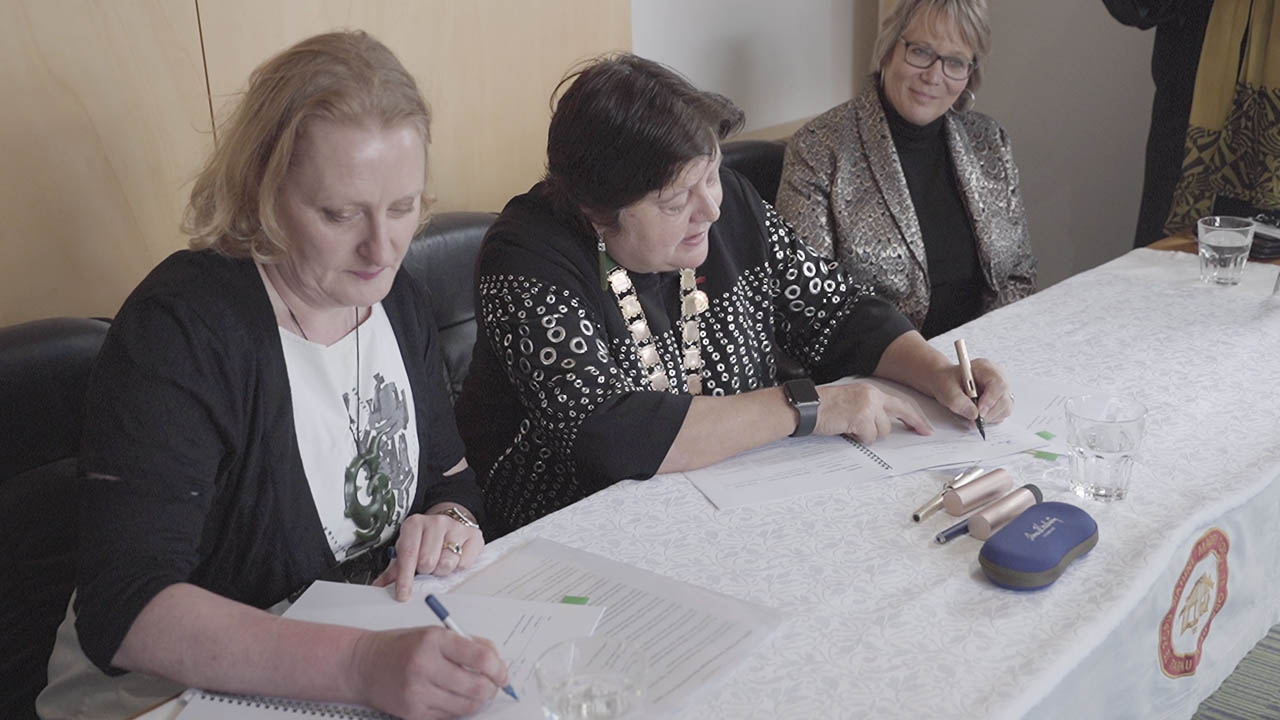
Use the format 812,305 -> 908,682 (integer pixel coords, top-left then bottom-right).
438,250 -> 1280,719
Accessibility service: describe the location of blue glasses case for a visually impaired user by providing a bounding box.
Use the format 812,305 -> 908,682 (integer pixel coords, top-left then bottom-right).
979,501 -> 1098,590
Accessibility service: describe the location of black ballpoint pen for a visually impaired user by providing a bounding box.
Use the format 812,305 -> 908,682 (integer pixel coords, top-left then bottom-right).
954,339 -> 986,440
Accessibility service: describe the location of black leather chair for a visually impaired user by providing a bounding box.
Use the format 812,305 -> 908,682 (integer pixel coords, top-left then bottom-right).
401,211 -> 497,401
721,139 -> 787,205
0,317 -> 110,719
720,138 -> 805,379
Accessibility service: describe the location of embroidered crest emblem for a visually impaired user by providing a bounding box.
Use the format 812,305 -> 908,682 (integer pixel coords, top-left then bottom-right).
1159,528 -> 1229,678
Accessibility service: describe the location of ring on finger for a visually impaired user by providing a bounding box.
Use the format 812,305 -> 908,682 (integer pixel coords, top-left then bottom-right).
443,540 -> 463,556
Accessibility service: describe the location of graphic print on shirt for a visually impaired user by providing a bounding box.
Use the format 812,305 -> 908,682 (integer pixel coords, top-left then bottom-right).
283,302 -> 420,564
343,372 -> 415,554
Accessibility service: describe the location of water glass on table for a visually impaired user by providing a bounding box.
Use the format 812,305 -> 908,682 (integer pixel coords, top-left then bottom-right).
1197,216 -> 1255,285
535,636 -> 646,720
1065,394 -> 1147,502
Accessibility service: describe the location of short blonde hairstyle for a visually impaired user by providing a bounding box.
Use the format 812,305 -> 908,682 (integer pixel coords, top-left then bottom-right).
184,31 -> 431,261
872,0 -> 991,93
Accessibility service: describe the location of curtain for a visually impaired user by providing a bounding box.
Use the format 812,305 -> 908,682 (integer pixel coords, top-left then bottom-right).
1166,0 -> 1280,234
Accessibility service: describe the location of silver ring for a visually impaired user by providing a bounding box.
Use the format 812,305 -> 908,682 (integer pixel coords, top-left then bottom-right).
444,541 -> 463,556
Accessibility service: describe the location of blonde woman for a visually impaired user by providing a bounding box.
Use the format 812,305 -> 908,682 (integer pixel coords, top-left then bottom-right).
38,31 -> 505,720
777,0 -> 1036,337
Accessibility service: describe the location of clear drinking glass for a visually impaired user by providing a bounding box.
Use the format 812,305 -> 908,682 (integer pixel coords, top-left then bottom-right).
1197,216 -> 1255,285
535,637 -> 646,720
1065,394 -> 1147,502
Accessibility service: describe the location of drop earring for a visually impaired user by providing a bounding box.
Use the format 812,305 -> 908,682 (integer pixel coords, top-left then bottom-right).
597,235 -> 609,290
953,88 -> 976,113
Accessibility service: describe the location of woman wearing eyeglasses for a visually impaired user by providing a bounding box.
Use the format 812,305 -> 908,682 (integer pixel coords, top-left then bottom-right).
777,0 -> 1035,338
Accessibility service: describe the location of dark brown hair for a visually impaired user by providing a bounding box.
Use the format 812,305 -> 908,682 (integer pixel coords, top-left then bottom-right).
543,53 -> 744,233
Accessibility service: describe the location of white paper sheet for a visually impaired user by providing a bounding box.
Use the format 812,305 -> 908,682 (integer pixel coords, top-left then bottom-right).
452,538 -> 780,716
177,583 -> 603,720
841,377 -> 1048,468
682,433 -> 891,509
1002,376 -> 1102,458
683,377 -> 1048,509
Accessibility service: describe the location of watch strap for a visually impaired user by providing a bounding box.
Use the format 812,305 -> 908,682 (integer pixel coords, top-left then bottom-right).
784,379 -> 820,438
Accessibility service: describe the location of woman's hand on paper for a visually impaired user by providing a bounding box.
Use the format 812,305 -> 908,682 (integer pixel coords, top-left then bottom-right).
373,511 -> 484,601
929,357 -> 1014,424
815,382 -> 933,442
354,625 -> 507,719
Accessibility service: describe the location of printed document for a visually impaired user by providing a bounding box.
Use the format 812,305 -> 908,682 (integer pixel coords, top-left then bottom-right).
1002,375 -> 1101,457
177,583 -> 602,719
453,538 -> 780,715
684,377 -> 1048,508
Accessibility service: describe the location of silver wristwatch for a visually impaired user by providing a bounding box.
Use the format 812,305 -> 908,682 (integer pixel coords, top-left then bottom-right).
783,378 -> 820,437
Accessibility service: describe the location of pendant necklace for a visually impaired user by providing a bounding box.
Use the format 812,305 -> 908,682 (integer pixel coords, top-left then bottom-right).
286,305 -> 364,447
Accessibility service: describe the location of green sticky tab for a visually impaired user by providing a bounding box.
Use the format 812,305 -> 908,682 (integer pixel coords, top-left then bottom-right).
1031,450 -> 1060,461
1036,430 -> 1056,440
561,595 -> 589,605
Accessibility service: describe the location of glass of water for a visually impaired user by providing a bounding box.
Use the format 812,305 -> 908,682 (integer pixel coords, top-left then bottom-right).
536,637 -> 646,720
1065,395 -> 1147,502
1197,216 -> 1255,285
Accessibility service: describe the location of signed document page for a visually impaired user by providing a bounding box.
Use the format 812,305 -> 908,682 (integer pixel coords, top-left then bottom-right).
682,377 -> 1048,509
177,583 -> 602,719
682,433 -> 892,509
841,377 -> 1047,471
454,538 -> 781,715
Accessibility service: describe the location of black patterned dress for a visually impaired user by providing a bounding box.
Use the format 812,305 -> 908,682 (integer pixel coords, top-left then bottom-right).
456,168 -> 913,536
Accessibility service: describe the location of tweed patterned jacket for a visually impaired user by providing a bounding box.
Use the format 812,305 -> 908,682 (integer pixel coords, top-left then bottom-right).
776,84 -> 1036,329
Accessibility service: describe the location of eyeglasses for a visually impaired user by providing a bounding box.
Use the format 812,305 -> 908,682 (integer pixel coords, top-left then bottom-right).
901,39 -> 976,81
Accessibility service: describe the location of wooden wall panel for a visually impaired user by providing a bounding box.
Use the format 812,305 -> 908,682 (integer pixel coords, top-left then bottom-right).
0,0 -> 211,324
0,0 -> 629,325
198,0 -> 632,214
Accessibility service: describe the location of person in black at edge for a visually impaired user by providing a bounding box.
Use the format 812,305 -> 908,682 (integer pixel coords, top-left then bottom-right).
1104,0 -> 1215,248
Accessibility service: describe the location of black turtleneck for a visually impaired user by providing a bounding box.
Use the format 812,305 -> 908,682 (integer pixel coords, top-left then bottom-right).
880,88 -> 984,338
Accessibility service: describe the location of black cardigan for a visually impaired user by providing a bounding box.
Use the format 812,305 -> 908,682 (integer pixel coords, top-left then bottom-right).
73,249 -> 482,673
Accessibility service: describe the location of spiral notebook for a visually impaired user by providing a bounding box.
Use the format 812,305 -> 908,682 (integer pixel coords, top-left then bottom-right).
176,584 -> 603,719
178,690 -> 392,719
682,377 -> 1048,509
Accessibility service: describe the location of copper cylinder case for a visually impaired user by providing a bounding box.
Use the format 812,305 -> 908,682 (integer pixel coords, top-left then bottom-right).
968,484 -> 1043,540
942,469 -> 1012,516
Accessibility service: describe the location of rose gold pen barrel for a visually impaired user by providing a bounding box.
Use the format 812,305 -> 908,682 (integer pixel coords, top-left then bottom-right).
954,338 -> 986,439
954,339 -> 977,399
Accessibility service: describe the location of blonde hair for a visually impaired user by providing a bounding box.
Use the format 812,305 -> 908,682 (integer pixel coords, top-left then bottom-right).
872,0 -> 991,93
183,30 -> 431,261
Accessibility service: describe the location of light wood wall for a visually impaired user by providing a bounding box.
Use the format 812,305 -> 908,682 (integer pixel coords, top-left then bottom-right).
0,0 -> 631,325
0,1 -> 210,325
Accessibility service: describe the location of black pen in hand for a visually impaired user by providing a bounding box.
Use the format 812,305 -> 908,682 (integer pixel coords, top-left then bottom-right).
953,339 -> 986,440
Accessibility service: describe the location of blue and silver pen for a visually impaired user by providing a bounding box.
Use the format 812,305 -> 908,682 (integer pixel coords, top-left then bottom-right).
935,518 -> 970,544
425,594 -> 519,701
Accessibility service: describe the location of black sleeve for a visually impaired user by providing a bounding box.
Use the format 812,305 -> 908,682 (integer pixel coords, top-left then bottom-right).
761,202 -> 915,383
475,243 -> 691,491
74,296 -> 236,673
407,282 -> 486,523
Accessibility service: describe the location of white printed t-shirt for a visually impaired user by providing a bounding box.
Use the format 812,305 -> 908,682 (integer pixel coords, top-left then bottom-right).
280,303 -> 419,562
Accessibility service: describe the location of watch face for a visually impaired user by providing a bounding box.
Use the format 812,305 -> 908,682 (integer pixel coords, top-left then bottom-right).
786,379 -> 820,405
